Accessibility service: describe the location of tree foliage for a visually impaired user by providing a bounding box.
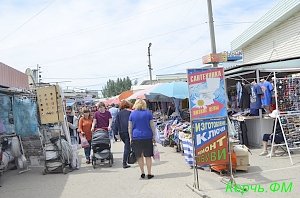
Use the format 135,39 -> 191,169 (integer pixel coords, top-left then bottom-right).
101,77 -> 132,98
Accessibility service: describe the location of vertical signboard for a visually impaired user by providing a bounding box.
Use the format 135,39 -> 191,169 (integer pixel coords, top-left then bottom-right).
193,118 -> 228,166
187,68 -> 227,120
187,67 -> 228,167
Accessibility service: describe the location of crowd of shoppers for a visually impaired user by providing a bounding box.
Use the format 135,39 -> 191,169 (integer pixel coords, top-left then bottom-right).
66,99 -> 157,179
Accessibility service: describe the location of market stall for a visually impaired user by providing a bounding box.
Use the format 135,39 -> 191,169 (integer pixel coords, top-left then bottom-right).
225,57 -> 300,150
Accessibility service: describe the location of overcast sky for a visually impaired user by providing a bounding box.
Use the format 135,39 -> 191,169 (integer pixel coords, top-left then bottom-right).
0,0 -> 278,91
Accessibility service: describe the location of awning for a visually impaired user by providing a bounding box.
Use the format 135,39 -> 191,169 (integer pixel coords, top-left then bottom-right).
127,84 -> 158,100
104,96 -> 120,106
118,90 -> 133,101
147,81 -> 188,99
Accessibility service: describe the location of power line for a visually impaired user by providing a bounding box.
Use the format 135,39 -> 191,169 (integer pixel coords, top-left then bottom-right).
0,0 -> 56,43
43,57 -> 202,89
42,23 -> 206,65
0,0 -> 192,51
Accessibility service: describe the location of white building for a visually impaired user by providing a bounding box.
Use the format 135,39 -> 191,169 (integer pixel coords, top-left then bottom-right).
231,0 -> 300,63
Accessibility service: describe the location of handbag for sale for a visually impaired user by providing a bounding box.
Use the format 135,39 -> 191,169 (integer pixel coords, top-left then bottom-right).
128,150 -> 137,164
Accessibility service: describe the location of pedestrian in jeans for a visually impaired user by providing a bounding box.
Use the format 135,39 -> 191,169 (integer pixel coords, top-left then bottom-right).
115,100 -> 132,168
78,109 -> 93,164
109,103 -> 120,142
129,99 -> 156,179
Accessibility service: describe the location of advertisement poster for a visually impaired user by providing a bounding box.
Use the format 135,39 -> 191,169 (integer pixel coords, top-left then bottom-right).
193,118 -> 228,166
187,67 -> 227,120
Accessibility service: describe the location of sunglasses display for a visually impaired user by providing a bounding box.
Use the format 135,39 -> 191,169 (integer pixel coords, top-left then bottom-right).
278,115 -> 300,147
276,78 -> 300,112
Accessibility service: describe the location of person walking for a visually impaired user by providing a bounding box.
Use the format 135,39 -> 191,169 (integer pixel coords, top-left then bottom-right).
129,99 -> 156,179
109,103 -> 120,142
78,109 -> 93,164
66,106 -> 79,145
91,102 -> 112,132
115,100 -> 132,169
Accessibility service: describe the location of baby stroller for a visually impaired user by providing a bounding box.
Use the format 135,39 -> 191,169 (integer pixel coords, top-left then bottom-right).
91,129 -> 113,169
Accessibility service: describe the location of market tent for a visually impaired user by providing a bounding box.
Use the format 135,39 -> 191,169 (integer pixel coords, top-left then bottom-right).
147,81 -> 188,99
118,90 -> 133,101
104,96 -> 120,106
127,84 -> 158,100
66,99 -> 76,107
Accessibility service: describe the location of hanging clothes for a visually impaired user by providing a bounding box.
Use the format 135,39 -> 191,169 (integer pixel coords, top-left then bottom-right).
236,82 -> 242,107
250,83 -> 263,116
240,84 -> 251,110
232,120 -> 249,147
260,80 -> 273,106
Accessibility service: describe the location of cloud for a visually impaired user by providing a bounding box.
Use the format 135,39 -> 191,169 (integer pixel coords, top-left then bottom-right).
0,0 -> 277,90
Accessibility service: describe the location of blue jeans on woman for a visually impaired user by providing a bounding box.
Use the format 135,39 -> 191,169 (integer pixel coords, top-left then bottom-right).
120,133 -> 130,165
84,140 -> 92,161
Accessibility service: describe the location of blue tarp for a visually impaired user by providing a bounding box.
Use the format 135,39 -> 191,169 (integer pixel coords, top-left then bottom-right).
0,94 -> 14,134
13,97 -> 39,137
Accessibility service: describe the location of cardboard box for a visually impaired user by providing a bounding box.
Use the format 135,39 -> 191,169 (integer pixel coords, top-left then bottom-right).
233,145 -> 250,171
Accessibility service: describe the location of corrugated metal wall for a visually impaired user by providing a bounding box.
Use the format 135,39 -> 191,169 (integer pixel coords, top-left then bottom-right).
0,62 -> 29,89
243,11 -> 300,63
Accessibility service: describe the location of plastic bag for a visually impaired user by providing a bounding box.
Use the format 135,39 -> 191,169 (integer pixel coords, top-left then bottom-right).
80,135 -> 90,148
153,144 -> 160,161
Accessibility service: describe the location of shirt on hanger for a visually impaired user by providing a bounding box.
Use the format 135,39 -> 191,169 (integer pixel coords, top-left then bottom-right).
250,84 -> 263,109
260,81 -> 273,106
240,84 -> 251,109
236,82 -> 242,107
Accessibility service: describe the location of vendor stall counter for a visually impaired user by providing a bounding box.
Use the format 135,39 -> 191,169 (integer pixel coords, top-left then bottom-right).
231,116 -> 274,148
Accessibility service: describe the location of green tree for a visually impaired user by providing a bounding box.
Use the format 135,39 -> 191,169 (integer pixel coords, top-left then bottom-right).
102,77 -> 132,98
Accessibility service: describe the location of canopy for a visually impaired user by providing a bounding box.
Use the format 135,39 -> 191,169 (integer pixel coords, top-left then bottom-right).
127,84 -> 158,100
104,96 -> 120,106
118,90 -> 133,101
147,81 -> 188,99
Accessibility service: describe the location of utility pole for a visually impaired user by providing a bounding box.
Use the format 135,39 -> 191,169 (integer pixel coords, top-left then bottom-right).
148,43 -> 153,84
36,64 -> 42,83
207,0 -> 218,67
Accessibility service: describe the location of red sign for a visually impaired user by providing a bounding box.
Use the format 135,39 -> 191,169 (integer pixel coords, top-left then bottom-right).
193,118 -> 228,166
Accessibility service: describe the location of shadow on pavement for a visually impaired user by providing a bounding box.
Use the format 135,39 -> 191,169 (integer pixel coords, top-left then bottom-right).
154,172 -> 192,179
152,160 -> 168,166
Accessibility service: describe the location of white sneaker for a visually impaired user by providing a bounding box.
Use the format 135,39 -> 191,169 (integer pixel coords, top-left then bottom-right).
266,152 -> 275,158
259,151 -> 268,156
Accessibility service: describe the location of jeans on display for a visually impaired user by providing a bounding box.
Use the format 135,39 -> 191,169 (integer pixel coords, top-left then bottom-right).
84,140 -> 92,160
120,133 -> 130,165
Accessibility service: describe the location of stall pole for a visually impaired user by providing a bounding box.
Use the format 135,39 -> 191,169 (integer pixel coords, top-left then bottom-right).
227,120 -> 235,183
256,69 -> 264,138
191,121 -> 199,190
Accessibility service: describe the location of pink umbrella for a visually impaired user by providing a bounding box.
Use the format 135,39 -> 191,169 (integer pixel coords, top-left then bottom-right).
127,84 -> 158,100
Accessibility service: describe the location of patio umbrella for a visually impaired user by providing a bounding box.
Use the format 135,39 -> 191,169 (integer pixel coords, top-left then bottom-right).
118,90 -> 133,101
147,81 -> 188,99
104,96 -> 120,106
127,84 -> 158,100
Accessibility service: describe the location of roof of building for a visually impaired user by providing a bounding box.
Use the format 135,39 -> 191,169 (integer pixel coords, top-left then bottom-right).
0,62 -> 29,89
231,0 -> 300,50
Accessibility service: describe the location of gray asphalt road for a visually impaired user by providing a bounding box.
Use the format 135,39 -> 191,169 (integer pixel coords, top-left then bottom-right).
2,142 -> 299,198
0,142 -> 199,198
